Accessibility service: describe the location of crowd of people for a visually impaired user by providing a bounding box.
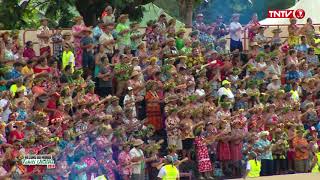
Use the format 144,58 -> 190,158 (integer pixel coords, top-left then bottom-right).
0,5 -> 320,180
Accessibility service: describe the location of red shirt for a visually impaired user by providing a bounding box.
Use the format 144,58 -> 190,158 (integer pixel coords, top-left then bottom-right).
207,58 -> 224,80
8,130 -> 24,144
33,66 -> 51,74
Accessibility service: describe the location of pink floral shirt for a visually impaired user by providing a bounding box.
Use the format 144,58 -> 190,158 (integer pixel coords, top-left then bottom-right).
118,151 -> 133,175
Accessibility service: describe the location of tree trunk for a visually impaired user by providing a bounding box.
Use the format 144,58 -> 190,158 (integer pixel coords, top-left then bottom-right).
75,0 -> 105,26
178,0 -> 187,22
185,0 -> 193,27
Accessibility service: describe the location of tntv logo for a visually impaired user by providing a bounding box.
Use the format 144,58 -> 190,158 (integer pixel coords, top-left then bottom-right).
267,9 -> 305,19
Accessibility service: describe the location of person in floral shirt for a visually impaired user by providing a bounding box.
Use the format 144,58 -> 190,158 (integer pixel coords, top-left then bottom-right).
166,108 -> 182,151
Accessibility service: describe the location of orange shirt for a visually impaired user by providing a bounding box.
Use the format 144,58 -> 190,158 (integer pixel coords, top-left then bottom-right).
292,136 -> 309,160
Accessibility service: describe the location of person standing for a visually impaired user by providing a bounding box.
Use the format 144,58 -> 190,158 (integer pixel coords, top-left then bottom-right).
80,27 -> 94,78
102,6 -> 115,24
246,13 -> 261,43
254,131 -> 273,176
212,15 -> 228,39
130,139 -> 145,180
93,20 -> 105,46
51,28 -> 63,61
62,42 -> 75,73
292,129 -> 310,173
157,156 -> 180,180
99,22 -> 116,61
130,22 -> 144,55
244,152 -> 261,179
229,13 -> 243,52
37,17 -> 51,57
72,16 -> 86,67
116,14 -> 131,54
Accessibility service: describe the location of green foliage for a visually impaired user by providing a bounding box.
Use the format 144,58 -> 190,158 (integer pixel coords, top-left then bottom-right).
0,0 -> 29,29
0,0 -> 76,29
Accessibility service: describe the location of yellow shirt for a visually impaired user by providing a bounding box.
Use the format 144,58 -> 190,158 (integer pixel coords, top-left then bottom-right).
248,160 -> 261,178
312,152 -> 320,173
162,165 -> 179,180
313,38 -> 320,55
21,66 -> 34,76
10,84 -> 26,97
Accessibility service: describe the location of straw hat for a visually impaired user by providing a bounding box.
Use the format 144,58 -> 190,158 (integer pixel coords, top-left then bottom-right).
72,16 -> 83,22
130,71 -> 140,78
272,28 -> 282,34
189,30 -> 199,37
40,17 -> 49,22
249,41 -> 261,47
166,38 -> 175,44
62,31 -> 72,37
271,75 -> 279,80
118,14 -> 129,22
232,13 -> 240,18
176,28 -> 187,35
149,56 -> 158,63
130,21 -> 139,27
146,80 -> 158,90
289,18 -> 297,22
196,13 -> 204,17
132,139 -> 144,146
110,96 -> 119,102
81,27 -> 92,33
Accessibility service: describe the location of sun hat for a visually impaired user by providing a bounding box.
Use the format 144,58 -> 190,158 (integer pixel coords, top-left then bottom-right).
132,139 -> 144,146
249,41 -> 261,47
130,21 -> 139,27
72,16 -> 83,22
105,21 -> 116,27
272,28 -> 282,34
62,31 -> 72,37
232,13 -> 240,18
130,71 -> 140,78
166,38 -> 175,44
189,30 -> 199,37
81,27 -> 92,33
196,13 -> 204,17
149,56 -> 158,63
128,87 -> 133,91
118,14 -> 129,22
289,18 -> 297,22
40,17 -> 49,22
176,28 -> 187,35
110,96 -> 119,102
271,75 -> 279,80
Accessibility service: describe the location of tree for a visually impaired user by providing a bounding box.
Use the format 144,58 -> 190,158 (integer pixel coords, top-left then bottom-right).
178,0 -> 203,27
0,0 -> 155,29
75,0 -> 154,26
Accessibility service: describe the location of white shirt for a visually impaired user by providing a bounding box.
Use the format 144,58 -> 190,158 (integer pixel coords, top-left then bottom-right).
195,88 -> 205,97
157,165 -> 179,179
267,82 -> 281,91
129,147 -> 144,174
37,25 -> 50,48
229,22 -> 242,41
0,99 -> 11,122
99,32 -> 114,54
217,87 -> 234,99
123,94 -> 137,117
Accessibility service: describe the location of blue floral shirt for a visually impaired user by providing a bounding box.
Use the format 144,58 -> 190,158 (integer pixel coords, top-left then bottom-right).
254,139 -> 273,160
